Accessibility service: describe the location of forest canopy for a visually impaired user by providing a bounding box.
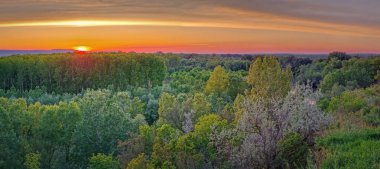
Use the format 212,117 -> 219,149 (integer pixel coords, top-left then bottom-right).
1,52 -> 380,169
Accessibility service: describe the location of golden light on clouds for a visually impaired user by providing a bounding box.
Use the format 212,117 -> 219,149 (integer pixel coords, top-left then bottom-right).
1,18 -> 380,39
0,20 -> 168,27
1,0 -> 380,53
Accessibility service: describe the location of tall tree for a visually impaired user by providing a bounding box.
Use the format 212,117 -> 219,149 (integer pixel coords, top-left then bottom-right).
88,153 -> 119,169
204,65 -> 229,96
38,102 -> 82,169
158,92 -> 183,129
70,90 -> 145,168
247,57 -> 292,100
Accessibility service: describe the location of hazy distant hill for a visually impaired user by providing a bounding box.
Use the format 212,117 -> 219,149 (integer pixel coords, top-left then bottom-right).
0,49 -> 73,57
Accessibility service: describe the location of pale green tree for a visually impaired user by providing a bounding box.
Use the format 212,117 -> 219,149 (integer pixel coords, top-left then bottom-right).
88,153 -> 119,169
204,66 -> 229,95
158,92 -> 183,129
247,57 -> 292,100
24,153 -> 41,169
126,153 -> 148,169
190,93 -> 212,120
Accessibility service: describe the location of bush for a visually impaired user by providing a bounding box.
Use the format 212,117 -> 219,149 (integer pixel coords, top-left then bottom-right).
327,91 -> 367,113
363,108 -> 380,126
317,128 -> 380,169
326,84 -> 380,127
277,132 -> 308,168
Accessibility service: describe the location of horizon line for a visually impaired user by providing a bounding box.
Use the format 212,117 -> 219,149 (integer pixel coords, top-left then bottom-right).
1,49 -> 380,55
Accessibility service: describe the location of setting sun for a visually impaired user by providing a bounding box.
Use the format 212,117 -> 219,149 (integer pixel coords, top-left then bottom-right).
74,46 -> 92,52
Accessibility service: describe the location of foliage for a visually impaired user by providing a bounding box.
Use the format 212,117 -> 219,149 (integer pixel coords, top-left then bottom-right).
24,153 -> 41,169
328,51 -> 351,61
0,53 -> 167,93
326,84 -> 380,127
158,92 -> 183,129
2,53 -> 379,169
226,71 -> 248,99
38,102 -> 82,168
191,93 -> 212,120
327,91 -> 367,113
0,98 -> 30,169
278,55 -> 312,73
169,68 -> 210,94
296,61 -> 327,88
283,84 -> 331,138
88,153 -> 119,169
317,128 -> 380,169
175,114 -> 228,168
213,84 -> 330,169
70,90 -> 145,168
320,58 -> 380,96
204,65 -> 229,96
126,153 -> 148,169
0,87 -> 78,105
277,132 -> 308,169
247,56 -> 292,100
232,94 -> 244,123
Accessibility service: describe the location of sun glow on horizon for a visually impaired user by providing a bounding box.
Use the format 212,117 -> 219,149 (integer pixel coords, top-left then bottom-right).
74,46 -> 92,52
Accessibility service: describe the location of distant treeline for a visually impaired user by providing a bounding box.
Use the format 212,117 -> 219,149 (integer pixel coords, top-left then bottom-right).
0,53 -> 166,93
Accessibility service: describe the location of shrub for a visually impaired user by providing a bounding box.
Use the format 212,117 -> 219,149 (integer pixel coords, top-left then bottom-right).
327,91 -> 367,113
277,132 -> 308,169
317,128 -> 380,169
363,108 -> 380,126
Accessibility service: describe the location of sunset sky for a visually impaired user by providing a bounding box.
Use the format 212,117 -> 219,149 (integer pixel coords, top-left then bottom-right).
1,0 -> 380,53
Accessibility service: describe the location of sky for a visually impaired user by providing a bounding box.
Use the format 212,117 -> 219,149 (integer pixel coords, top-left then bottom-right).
1,0 -> 380,53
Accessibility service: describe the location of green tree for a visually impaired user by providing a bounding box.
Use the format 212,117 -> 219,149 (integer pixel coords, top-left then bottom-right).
38,102 -> 82,168
227,72 -> 248,99
190,93 -> 212,120
24,152 -> 41,169
204,65 -> 229,96
88,153 -> 119,169
175,114 -> 228,168
126,153 -> 148,169
233,94 -> 244,123
150,124 -> 180,169
0,98 -> 29,169
328,51 -> 351,61
158,93 -> 183,129
0,53 -> 167,93
71,90 -> 144,168
247,57 -> 292,100
320,57 -> 380,96
277,133 -> 308,169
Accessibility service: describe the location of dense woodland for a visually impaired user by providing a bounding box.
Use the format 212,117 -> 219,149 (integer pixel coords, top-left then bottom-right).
1,52 -> 380,169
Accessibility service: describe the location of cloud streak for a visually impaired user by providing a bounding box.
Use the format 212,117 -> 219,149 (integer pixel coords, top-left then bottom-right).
1,0 -> 380,27
1,0 -> 380,37
1,17 -> 379,39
